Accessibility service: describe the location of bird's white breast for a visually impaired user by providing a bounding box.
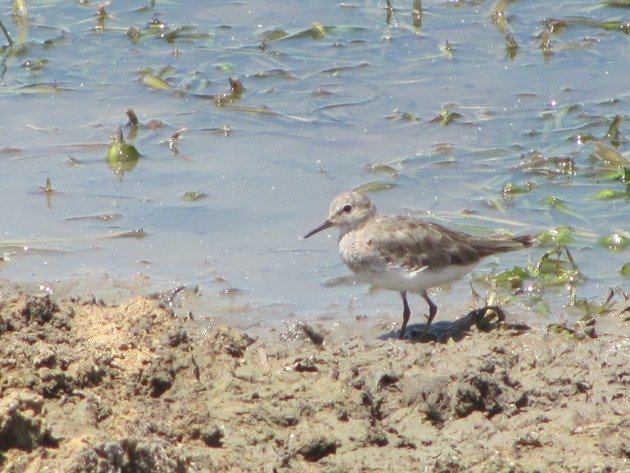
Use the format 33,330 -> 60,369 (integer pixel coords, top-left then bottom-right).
338,229 -> 477,293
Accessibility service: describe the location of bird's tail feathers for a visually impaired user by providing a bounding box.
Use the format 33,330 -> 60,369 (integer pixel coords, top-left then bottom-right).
475,234 -> 534,255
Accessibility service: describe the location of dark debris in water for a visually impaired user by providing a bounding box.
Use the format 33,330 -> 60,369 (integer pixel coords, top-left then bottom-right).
107,229 -> 146,239
518,151 -> 578,177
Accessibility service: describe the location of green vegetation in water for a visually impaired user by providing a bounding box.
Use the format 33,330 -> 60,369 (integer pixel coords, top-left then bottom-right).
531,248 -> 584,287
590,188 -> 630,201
142,75 -> 172,91
273,23 -> 367,42
106,127 -> 140,175
606,115 -> 623,147
487,265 -> 531,289
592,141 -> 629,169
126,26 -> 142,43
603,167 -> 630,184
476,245 -> 584,315
430,107 -> 462,126
364,163 -> 398,177
385,109 -> 419,122
11,0 -> 27,19
536,226 -> 574,247
621,263 -> 630,278
259,28 -> 288,45
137,65 -> 179,91
572,288 -> 624,318
439,40 -> 453,60
588,141 -> 630,198
518,151 -> 577,176
546,315 -> 596,341
286,22 -> 326,40
490,0 -> 520,59
182,191 -> 208,202
502,181 -> 534,200
42,177 -> 53,194
542,196 -> 585,221
489,247 -> 583,290
215,63 -> 233,73
353,181 -> 398,193
107,229 -> 146,240
14,83 -> 68,95
598,232 -> 630,252
37,177 -> 55,209
122,16 -> 211,44
505,33 -> 519,60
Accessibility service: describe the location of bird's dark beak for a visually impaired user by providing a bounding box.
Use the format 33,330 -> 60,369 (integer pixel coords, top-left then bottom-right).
303,220 -> 333,239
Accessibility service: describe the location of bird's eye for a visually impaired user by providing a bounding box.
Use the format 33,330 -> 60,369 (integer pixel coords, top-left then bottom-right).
342,204 -> 352,213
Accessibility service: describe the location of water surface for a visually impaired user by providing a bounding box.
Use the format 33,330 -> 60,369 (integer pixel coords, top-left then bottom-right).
1,0 -> 628,328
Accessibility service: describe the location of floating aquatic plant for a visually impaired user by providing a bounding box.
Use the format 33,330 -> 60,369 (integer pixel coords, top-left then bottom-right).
598,232 -> 630,252
546,315 -> 596,340
536,226 -> 574,247
364,163 -> 398,176
183,191 -> 207,202
430,107 -> 462,126
502,181 -> 535,200
353,181 -> 397,193
106,127 -> 140,175
12,0 -> 27,18
542,196 -> 585,220
606,115 -> 623,147
592,141 -> 629,169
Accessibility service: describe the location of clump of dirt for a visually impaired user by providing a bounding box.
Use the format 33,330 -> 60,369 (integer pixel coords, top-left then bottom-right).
0,290 -> 627,472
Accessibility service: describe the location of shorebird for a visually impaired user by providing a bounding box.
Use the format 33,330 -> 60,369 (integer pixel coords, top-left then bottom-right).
304,191 -> 533,339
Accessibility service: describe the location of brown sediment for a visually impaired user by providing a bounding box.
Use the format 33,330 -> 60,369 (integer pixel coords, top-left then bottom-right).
0,290 -> 627,472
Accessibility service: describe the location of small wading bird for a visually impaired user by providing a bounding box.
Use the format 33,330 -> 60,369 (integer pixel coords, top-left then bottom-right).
304,191 -> 533,339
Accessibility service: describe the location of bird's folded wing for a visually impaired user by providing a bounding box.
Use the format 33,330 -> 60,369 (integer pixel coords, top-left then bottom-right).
365,217 -> 481,271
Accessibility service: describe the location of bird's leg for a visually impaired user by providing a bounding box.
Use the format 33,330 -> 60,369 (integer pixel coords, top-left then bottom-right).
399,291 -> 410,339
420,290 -> 438,336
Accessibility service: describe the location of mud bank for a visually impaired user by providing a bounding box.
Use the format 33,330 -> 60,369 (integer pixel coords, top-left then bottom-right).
0,290 -> 628,472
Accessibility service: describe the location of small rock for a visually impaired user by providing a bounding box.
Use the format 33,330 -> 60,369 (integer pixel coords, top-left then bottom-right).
377,371 -> 399,390
20,295 -> 59,326
0,394 -> 59,450
297,436 -> 338,462
269,409 -> 298,427
164,326 -> 189,347
140,359 -> 175,398
148,370 -> 174,398
33,348 -> 57,369
201,425 -> 224,447
364,428 -> 388,447
454,374 -> 504,418
515,431 -> 542,448
207,326 -> 254,358
294,360 -> 318,372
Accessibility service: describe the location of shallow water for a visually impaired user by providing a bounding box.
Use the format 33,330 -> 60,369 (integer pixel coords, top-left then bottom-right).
0,0 -> 628,327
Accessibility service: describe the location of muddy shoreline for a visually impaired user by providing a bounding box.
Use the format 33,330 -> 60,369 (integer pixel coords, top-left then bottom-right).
0,288 -> 628,472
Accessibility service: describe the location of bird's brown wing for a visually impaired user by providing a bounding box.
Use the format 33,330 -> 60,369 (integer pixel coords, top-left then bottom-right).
364,217 -> 482,271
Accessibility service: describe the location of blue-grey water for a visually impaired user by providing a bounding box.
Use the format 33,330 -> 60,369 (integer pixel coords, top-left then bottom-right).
1,0 -> 628,328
